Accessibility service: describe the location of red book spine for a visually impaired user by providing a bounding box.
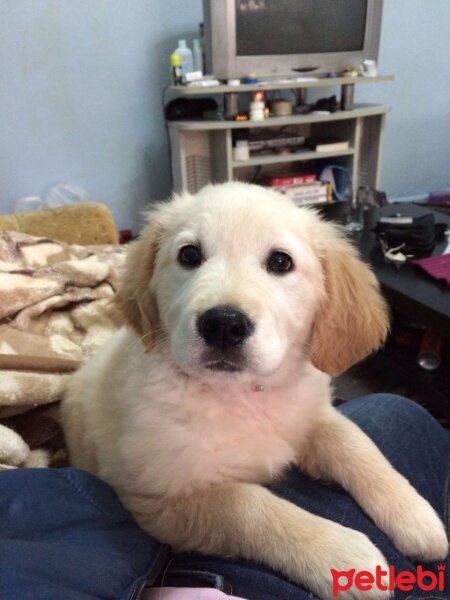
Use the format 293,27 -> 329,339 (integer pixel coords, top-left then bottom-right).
266,174 -> 316,187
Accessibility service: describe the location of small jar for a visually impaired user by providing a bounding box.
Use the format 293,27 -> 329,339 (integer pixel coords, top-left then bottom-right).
270,100 -> 293,116
233,140 -> 249,161
249,100 -> 265,121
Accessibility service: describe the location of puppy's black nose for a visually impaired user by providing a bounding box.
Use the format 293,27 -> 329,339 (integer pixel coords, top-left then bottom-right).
197,306 -> 253,350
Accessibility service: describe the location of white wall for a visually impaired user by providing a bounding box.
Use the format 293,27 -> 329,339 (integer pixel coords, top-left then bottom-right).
357,0 -> 450,201
0,0 -> 449,232
0,0 -> 202,232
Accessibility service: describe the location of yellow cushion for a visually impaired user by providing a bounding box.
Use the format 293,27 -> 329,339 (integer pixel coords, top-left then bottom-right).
0,202 -> 119,245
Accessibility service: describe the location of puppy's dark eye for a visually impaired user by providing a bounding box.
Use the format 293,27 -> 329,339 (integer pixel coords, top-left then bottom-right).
266,251 -> 293,274
178,244 -> 203,269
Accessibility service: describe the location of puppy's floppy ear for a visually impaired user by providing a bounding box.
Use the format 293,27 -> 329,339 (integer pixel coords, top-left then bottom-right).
310,224 -> 389,376
115,212 -> 162,351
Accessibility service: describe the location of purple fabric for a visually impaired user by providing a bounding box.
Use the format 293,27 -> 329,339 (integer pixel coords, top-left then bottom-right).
412,253 -> 450,286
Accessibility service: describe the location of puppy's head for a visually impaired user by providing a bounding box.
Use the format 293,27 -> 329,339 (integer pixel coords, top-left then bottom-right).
117,182 -> 388,381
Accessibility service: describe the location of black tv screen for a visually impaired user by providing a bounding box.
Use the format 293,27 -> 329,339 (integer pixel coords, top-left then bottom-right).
236,0 -> 368,56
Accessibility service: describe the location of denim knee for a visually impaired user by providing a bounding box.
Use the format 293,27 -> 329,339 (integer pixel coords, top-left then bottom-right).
338,393 -> 437,435
339,393 -> 450,514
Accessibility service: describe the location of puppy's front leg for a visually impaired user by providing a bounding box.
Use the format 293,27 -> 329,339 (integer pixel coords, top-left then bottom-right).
121,482 -> 391,600
299,406 -> 448,561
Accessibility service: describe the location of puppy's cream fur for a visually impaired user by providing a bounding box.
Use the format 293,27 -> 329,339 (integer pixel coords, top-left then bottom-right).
62,183 -> 447,600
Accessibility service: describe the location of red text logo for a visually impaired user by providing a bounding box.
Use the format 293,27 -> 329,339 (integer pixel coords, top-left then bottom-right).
331,564 -> 446,597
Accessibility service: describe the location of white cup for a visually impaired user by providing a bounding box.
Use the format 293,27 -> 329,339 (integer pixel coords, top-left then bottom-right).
361,59 -> 378,77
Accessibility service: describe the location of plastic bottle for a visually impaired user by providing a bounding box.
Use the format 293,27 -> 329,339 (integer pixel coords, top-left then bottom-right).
249,100 -> 265,121
192,39 -> 203,74
174,39 -> 193,76
169,52 -> 183,85
44,183 -> 87,207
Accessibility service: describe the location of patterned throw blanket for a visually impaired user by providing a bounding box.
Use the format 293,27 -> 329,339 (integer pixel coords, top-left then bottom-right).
0,231 -> 125,469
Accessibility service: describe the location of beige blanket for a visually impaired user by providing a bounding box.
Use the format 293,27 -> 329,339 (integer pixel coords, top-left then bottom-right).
0,230 -> 125,468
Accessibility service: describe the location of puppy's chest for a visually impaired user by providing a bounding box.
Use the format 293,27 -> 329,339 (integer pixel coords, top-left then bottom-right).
123,388 -> 306,496
187,394 -> 299,475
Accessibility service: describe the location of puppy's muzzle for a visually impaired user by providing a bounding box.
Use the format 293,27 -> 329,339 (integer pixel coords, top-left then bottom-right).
197,306 -> 254,371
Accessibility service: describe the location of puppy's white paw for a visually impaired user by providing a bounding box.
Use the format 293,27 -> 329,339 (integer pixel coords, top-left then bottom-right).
385,491 -> 448,561
307,524 -> 392,600
0,424 -> 30,466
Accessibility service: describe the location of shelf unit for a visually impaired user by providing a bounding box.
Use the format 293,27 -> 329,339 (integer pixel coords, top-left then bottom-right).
167,76 -> 393,195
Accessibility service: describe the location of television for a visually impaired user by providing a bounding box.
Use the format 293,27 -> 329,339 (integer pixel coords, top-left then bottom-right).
203,0 -> 383,80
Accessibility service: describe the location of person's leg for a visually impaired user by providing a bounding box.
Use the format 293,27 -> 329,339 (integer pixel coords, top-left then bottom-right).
162,395 -> 450,600
336,395 -> 450,598
0,467 -> 168,600
339,394 -> 449,520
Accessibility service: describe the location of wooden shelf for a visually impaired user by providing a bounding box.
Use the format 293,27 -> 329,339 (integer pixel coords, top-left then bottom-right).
168,74 -> 394,96
168,104 -> 391,131
233,147 -> 355,168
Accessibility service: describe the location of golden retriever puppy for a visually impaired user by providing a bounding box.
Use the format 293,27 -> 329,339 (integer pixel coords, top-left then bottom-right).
62,182 -> 447,600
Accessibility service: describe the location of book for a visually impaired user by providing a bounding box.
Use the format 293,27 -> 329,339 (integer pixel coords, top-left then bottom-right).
290,194 -> 330,207
306,137 -> 350,152
276,182 -> 328,197
282,183 -> 332,205
262,171 -> 317,187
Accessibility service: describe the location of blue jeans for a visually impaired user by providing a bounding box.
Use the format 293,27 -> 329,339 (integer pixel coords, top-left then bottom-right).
161,395 -> 450,600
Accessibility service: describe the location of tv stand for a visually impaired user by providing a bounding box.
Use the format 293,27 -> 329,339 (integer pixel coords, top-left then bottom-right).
167,75 -> 394,195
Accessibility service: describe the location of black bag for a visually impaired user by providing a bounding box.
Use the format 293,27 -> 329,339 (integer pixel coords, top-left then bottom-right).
373,213 -> 436,256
